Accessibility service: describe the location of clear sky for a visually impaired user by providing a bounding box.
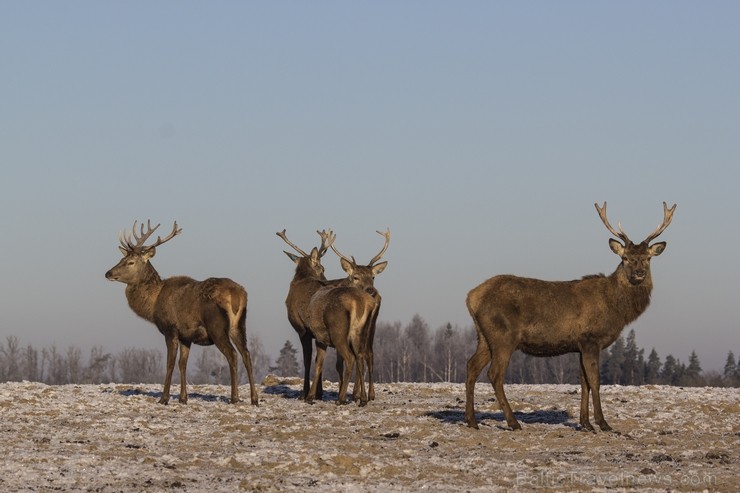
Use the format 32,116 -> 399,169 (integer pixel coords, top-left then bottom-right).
2,2 -> 738,372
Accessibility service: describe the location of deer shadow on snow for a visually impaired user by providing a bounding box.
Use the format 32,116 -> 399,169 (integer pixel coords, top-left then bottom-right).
262,384 -> 341,402
116,388 -> 234,404
425,408 -> 578,430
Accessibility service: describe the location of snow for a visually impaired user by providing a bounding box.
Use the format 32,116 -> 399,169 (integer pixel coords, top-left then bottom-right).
1,380 -> 737,492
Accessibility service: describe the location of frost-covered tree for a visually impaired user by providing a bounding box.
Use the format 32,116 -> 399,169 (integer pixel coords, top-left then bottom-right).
723,351 -> 738,387
271,340 -> 300,377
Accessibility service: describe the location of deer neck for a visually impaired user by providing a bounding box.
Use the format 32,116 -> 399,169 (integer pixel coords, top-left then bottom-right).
610,265 -> 653,326
124,267 -> 163,322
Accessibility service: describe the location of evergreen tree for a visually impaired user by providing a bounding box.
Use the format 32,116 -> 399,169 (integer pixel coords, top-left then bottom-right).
645,348 -> 661,384
622,329 -> 642,385
271,340 -> 300,377
682,350 -> 703,386
661,354 -> 679,385
605,337 -> 625,384
723,351 -> 738,386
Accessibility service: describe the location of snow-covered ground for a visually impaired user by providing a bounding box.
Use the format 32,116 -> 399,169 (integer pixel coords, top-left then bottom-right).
1,379 -> 737,492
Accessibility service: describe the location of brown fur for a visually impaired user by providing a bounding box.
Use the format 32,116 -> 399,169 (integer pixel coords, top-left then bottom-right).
465,203 -> 674,432
106,223 -> 258,406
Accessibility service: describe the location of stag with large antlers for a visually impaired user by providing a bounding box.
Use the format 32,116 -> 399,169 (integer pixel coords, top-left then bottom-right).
106,220 -> 258,406
465,202 -> 675,431
328,229 -> 389,401
277,228 -> 339,400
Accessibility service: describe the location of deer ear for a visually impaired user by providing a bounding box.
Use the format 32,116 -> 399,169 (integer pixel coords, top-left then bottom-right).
649,241 -> 667,257
143,247 -> 156,260
372,261 -> 388,276
283,251 -> 300,263
608,238 -> 624,256
339,257 -> 355,274
119,246 -> 128,256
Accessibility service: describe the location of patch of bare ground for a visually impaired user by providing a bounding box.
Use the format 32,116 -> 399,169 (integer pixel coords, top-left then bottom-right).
0,381 -> 737,492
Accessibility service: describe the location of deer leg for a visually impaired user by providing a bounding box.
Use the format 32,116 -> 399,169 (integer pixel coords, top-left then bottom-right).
212,334 -> 240,404
578,353 -> 594,431
350,330 -> 367,407
487,344 -> 520,430
464,334 -> 492,429
230,319 -> 259,406
335,344 -> 356,406
307,344 -> 327,404
582,349 -> 612,431
177,342 -> 191,404
160,335 -> 179,405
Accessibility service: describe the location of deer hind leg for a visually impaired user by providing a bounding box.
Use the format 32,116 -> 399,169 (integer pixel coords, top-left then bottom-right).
212,328 -> 240,404
307,343 -> 327,404
335,343 -> 356,406
160,334 -> 179,405
485,337 -> 520,430
229,309 -> 259,406
581,349 -> 611,431
465,331 -> 492,429
177,342 -> 192,404
578,353 -> 594,431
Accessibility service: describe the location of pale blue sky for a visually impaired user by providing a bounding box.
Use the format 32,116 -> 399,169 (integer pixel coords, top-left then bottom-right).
1,2 -> 738,371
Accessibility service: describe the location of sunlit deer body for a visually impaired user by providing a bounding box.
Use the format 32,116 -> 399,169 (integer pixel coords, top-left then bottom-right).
328,229 -> 389,402
106,221 -> 258,406
465,203 -> 675,431
278,229 -> 389,403
278,229 -> 339,400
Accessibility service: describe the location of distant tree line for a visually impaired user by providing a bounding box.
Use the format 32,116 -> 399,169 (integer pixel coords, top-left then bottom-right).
270,314 -> 739,389
0,335 -> 271,386
2,316 -> 738,388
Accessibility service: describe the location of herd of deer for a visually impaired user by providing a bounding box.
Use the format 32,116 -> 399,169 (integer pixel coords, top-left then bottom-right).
105,201 -> 675,432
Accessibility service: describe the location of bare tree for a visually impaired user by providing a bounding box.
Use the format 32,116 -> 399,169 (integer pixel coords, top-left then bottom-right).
465,202 -> 675,431
105,220 -> 258,405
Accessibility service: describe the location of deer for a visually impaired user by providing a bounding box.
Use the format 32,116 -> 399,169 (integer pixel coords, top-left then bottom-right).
465,202 -> 676,432
328,229 -> 389,401
305,272 -> 379,407
277,228 -> 339,400
105,220 -> 258,406
277,228 -> 390,402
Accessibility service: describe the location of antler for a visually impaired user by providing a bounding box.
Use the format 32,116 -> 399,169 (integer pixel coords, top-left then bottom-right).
316,229 -> 336,256
595,202 -> 630,244
276,229 -> 310,257
119,220 -> 181,253
369,228 -> 391,266
642,201 -> 677,244
331,228 -> 391,266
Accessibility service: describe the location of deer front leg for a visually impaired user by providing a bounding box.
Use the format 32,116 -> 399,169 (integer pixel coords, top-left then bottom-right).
160,335 -> 179,405
582,349 -> 612,431
177,342 -> 191,404
578,355 -> 594,432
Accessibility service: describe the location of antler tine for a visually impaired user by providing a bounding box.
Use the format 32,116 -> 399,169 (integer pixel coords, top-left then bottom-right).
276,229 -> 310,257
329,239 -> 356,265
149,221 -> 182,249
369,228 -> 391,266
643,201 -> 677,244
594,202 -> 630,243
131,219 -> 161,249
316,229 -> 336,256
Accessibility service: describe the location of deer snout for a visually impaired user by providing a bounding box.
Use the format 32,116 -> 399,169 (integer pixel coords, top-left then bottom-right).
629,270 -> 647,285
105,270 -> 118,281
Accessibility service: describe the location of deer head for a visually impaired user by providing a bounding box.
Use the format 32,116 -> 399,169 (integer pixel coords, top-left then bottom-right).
105,220 -> 182,284
330,229 -> 390,293
595,202 -> 676,285
277,229 -> 335,281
